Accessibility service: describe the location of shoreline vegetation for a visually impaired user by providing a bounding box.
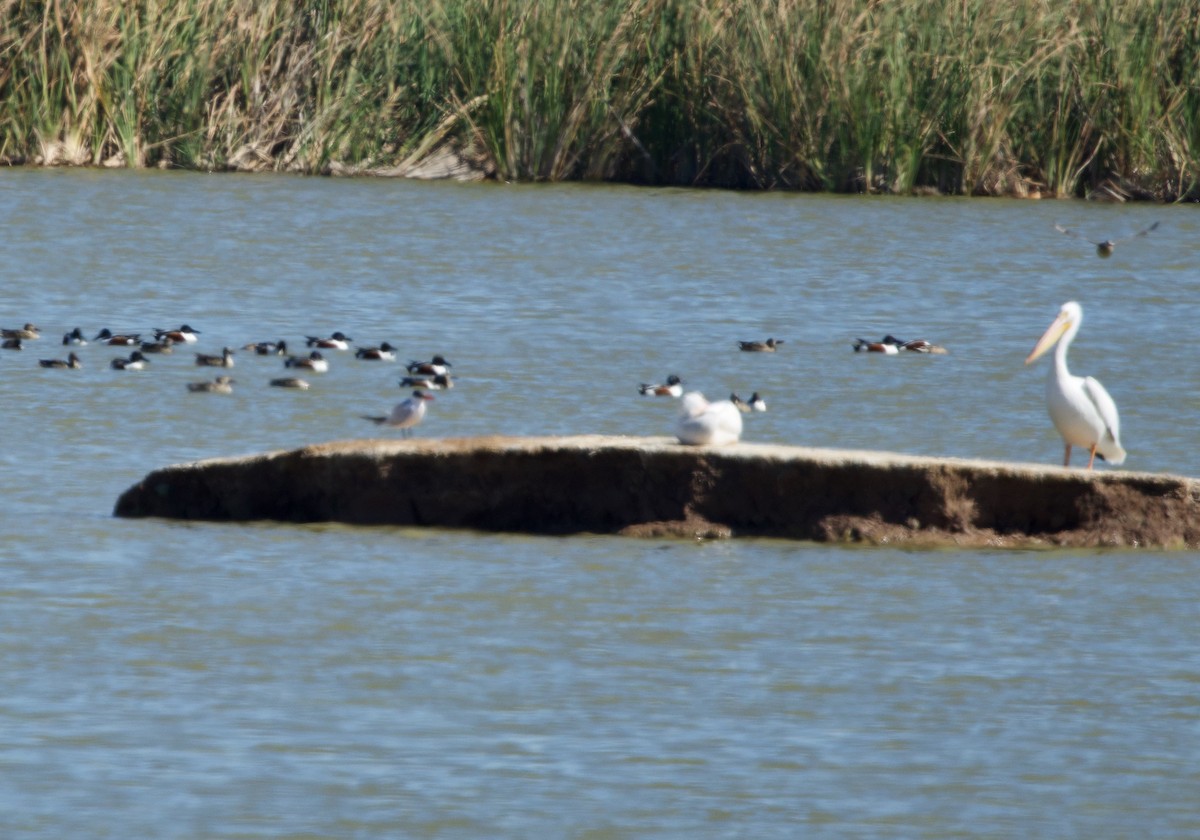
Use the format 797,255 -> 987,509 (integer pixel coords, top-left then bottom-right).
1,0 -> 1196,199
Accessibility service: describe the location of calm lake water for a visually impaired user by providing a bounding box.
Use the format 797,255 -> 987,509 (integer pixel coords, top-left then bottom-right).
1,169 -> 1198,837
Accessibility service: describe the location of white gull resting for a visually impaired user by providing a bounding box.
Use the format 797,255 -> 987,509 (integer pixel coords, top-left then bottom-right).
675,392 -> 743,446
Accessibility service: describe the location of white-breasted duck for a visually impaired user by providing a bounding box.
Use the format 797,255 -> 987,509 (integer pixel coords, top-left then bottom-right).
284,351 -> 329,373
639,374 -> 683,398
94,328 -> 141,346
306,332 -> 353,351
356,342 -> 398,361
62,327 -> 88,346
111,351 -> 149,371
155,325 -> 201,344
406,355 -> 451,376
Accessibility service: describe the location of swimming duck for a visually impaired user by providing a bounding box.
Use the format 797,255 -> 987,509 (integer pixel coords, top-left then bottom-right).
896,337 -> 949,355
638,374 -> 683,397
2,323 -> 40,340
284,351 -> 329,373
2,338 -> 22,350
675,392 -> 743,446
195,347 -> 235,368
853,336 -> 901,354
406,355 -> 452,376
139,338 -> 175,354
305,331 -> 353,350
363,390 -> 435,437
155,325 -> 201,344
1055,221 -> 1159,258
400,373 -> 453,390
62,327 -> 88,346
731,392 -> 767,413
244,340 -> 288,356
738,337 -> 784,352
356,342 -> 398,361
270,377 -> 311,389
111,351 -> 149,371
39,352 -> 82,369
187,375 -> 234,394
94,328 -> 142,346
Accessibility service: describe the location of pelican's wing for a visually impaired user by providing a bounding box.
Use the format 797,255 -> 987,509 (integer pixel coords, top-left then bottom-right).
1082,376 -> 1121,443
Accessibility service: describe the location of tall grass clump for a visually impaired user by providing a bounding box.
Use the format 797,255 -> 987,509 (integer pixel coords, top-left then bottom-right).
0,0 -> 1196,198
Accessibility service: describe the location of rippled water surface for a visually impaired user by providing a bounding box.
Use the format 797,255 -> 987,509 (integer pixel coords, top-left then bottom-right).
1,169 -> 1198,837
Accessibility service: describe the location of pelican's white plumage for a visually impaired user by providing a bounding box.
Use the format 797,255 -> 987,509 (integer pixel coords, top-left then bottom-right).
1025,301 -> 1126,469
675,391 -> 743,446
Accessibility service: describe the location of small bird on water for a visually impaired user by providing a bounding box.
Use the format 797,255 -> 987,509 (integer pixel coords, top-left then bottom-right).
738,338 -> 784,352
363,390 -> 435,437
187,375 -> 235,394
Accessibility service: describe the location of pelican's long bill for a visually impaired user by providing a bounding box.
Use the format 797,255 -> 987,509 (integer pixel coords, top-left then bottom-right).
1024,309 -> 1073,364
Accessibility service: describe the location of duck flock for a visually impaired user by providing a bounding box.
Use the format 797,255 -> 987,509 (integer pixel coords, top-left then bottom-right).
3,303 -> 1125,469
3,322 -> 456,437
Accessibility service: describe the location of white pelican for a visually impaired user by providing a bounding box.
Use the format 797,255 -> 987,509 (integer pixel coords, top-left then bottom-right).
675,392 -> 743,446
1025,301 -> 1126,469
364,390 -> 434,437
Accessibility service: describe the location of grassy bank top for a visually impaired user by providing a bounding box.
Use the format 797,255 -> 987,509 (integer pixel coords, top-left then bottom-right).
1,0 -> 1196,198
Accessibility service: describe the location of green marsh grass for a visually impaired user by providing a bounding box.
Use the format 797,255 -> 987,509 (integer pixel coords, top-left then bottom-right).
1,0 -> 1195,198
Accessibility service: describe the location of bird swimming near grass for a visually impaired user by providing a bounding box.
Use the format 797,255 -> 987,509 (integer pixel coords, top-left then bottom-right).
1025,301 -> 1125,469
363,390 -> 435,437
739,338 -> 784,352
639,374 -> 683,397
1054,220 -> 1159,258
675,392 -> 743,446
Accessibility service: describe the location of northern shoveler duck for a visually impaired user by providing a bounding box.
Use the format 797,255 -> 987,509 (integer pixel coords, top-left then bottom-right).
187,375 -> 234,394
676,392 -> 743,446
363,390 -> 434,437
1055,220 -> 1159,258
896,338 -> 949,355
139,338 -> 175,354
355,342 -> 398,361
639,374 -> 683,397
270,377 -> 311,389
94,328 -> 141,346
1025,301 -> 1125,470
62,327 -> 88,346
111,351 -> 149,371
195,347 -> 235,368
305,331 -> 353,350
155,325 -> 201,344
284,351 -> 329,373
2,338 -> 22,350
406,355 -> 451,376
400,373 -> 453,390
244,340 -> 288,356
747,392 -> 767,412
853,336 -> 900,354
39,352 -> 82,369
2,323 -> 40,340
738,337 -> 784,352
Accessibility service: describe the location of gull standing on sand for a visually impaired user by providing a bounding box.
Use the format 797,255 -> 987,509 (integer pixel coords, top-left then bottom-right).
363,390 -> 435,437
